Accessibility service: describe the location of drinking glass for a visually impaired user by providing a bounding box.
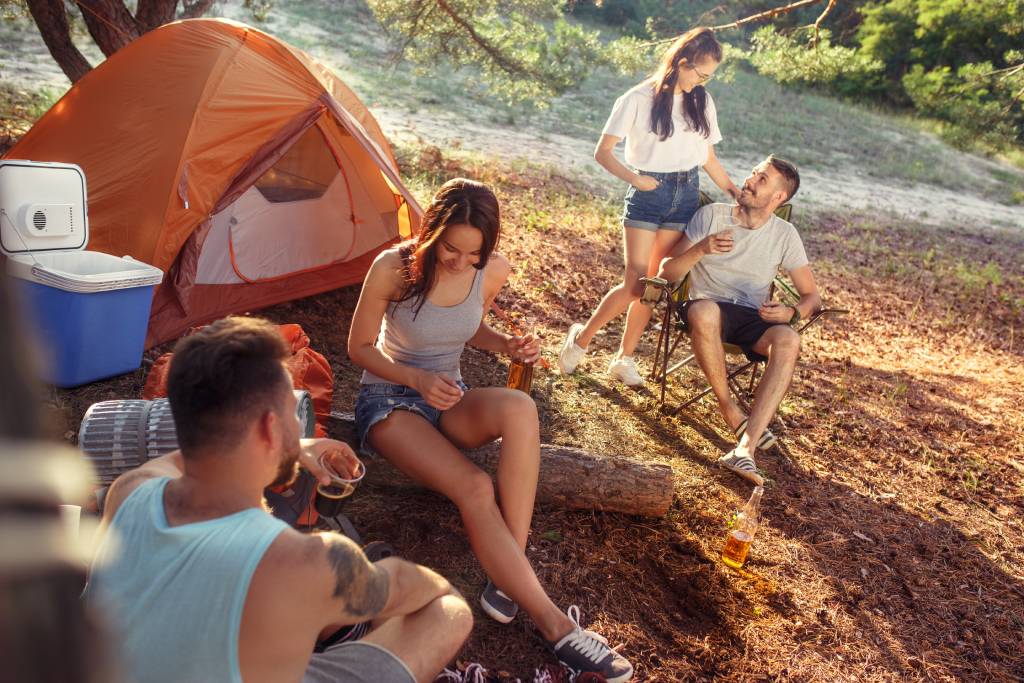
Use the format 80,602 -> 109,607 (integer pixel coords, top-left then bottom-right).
314,453 -> 366,518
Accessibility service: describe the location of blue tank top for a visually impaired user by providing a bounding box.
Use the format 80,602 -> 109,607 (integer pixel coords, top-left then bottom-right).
85,477 -> 289,683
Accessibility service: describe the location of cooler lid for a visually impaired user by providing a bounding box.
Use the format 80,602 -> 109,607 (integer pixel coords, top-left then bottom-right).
0,160 -> 89,256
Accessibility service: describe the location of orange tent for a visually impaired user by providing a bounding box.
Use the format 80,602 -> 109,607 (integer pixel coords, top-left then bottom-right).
6,18 -> 419,347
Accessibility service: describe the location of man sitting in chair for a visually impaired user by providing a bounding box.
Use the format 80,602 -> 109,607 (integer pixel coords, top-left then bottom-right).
653,156 -> 820,485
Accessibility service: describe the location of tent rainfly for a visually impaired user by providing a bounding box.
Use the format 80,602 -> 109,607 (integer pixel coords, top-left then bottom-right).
6,18 -> 420,347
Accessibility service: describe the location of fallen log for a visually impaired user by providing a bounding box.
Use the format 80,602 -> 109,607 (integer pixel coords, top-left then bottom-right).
328,412 -> 674,518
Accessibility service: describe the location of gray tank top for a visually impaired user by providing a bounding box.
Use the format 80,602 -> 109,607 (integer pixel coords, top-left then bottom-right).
360,267 -> 485,385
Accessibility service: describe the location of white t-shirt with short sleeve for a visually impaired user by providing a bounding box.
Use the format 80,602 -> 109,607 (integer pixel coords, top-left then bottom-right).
683,203 -> 808,310
601,82 -> 722,173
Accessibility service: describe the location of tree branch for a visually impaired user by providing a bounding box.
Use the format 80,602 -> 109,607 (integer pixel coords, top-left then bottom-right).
1003,84 -> 1024,114
641,0 -> 825,47
713,0 -> 825,31
395,0 -> 436,59
984,61 -> 1024,78
433,0 -> 530,78
72,0 -> 140,56
811,0 -> 837,47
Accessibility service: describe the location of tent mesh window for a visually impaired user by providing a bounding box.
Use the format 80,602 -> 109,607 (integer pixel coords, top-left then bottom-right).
254,126 -> 339,203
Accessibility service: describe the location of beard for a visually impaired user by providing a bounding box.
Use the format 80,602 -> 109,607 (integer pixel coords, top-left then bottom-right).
737,188 -> 762,208
269,440 -> 301,488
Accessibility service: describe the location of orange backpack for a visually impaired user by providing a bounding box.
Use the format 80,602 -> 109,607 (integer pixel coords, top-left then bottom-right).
142,323 -> 333,527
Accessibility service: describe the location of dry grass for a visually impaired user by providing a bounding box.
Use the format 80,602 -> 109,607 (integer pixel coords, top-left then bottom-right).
52,146 -> 1024,681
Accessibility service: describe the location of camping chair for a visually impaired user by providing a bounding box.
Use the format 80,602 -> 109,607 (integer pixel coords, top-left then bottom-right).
642,192 -> 848,419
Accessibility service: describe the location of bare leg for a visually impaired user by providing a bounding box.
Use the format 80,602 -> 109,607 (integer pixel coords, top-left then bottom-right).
361,590 -> 473,683
575,227 -> 656,349
686,300 -> 746,431
367,411 -> 573,642
734,326 -> 800,459
440,388 -> 538,550
619,229 -> 685,357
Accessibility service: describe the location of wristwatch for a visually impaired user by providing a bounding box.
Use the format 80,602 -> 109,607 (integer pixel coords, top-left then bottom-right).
789,306 -> 801,325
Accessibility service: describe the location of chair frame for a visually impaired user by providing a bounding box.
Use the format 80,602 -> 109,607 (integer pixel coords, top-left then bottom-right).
644,194 -> 847,417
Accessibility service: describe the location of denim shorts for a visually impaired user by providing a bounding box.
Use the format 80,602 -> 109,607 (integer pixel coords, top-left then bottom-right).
622,167 -> 700,232
354,381 -> 468,456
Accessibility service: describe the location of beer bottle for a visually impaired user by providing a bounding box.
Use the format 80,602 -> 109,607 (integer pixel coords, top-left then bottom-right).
721,485 -> 763,569
506,324 -> 535,393
506,358 -> 534,393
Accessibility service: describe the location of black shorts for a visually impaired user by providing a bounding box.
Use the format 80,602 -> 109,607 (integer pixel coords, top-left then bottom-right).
678,300 -> 783,362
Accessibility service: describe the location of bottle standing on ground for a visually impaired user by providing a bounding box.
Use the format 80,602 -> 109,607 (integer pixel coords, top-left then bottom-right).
722,486 -> 764,569
348,178 -> 633,682
558,26 -> 741,387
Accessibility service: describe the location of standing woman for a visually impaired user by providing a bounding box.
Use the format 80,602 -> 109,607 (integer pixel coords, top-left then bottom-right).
348,179 -> 633,682
558,27 -> 740,386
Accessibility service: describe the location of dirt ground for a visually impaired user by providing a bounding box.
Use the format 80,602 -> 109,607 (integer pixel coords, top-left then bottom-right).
49,149 -> 1024,681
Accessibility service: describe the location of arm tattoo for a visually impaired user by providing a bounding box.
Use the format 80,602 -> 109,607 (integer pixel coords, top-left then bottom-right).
325,536 -> 389,618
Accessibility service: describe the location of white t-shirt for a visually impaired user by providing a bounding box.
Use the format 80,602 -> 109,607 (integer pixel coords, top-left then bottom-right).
684,203 -> 808,310
601,82 -> 722,173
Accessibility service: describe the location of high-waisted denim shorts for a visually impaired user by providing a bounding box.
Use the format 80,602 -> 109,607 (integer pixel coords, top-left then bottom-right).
354,381 -> 468,456
622,167 -> 700,232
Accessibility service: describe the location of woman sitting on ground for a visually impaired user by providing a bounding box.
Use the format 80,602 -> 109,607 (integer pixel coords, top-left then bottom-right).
348,178 -> 632,682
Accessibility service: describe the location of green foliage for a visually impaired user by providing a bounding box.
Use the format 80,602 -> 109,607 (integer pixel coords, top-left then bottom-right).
852,0 -> 1024,149
902,59 -> 1024,149
747,26 -> 883,85
0,83 -> 60,138
601,35 -> 655,77
953,260 -> 1003,296
569,0 -> 728,38
727,0 -> 1024,154
368,0 -> 609,104
366,0 -> 1023,155
243,0 -> 275,23
0,0 -> 25,21
857,0 -> 1023,77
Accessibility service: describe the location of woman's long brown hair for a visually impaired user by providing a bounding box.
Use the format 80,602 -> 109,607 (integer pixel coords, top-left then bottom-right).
648,27 -> 723,141
395,178 -> 501,315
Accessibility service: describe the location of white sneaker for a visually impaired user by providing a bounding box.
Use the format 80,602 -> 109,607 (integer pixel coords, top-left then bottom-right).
558,323 -> 587,374
607,355 -> 645,386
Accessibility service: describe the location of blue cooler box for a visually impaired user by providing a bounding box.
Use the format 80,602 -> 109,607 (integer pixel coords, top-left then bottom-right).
1,160 -> 163,387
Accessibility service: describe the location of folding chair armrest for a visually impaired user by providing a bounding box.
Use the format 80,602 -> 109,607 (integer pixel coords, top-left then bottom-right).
773,276 -> 801,306
796,307 -> 849,334
639,275 -> 685,306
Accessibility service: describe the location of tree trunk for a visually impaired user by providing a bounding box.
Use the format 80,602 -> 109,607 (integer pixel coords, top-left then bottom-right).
25,0 -> 93,83
328,413 -> 675,518
75,0 -> 140,57
181,0 -> 217,20
135,0 -> 178,31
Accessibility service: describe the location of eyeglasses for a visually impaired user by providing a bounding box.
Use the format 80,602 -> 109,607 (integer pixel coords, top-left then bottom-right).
692,65 -> 714,83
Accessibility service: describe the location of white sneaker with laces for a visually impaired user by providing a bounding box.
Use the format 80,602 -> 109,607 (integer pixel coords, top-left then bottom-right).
558,323 -> 587,375
607,355 -> 645,387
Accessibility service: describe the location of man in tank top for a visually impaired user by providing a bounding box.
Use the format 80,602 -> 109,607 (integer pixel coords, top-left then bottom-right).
653,157 -> 822,486
86,316 -> 472,683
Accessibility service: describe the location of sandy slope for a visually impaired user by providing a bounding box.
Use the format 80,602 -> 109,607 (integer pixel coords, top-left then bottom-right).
372,107 -> 1024,231
2,8 -> 1022,232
